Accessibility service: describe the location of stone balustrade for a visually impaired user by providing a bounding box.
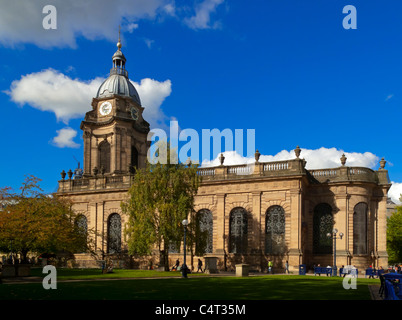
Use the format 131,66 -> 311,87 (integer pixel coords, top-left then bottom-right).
58,154 -> 390,193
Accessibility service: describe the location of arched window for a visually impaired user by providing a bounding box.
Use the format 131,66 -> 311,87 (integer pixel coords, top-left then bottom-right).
265,206 -> 285,254
107,213 -> 121,254
99,140 -> 111,173
75,214 -> 88,253
229,207 -> 248,254
196,209 -> 213,254
75,214 -> 88,235
313,203 -> 333,254
353,202 -> 368,255
131,146 -> 139,169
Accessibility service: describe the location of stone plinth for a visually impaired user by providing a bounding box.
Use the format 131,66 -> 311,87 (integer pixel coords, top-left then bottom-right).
235,264 -> 249,277
204,256 -> 219,274
16,264 -> 31,277
1,265 -> 16,277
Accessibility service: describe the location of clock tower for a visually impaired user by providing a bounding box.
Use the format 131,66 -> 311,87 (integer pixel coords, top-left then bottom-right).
81,36 -> 150,177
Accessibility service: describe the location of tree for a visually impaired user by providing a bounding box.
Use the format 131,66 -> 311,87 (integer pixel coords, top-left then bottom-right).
0,175 -> 91,263
121,143 -> 201,270
387,205 -> 402,264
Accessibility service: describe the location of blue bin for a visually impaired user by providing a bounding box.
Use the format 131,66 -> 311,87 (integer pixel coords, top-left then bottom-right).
299,264 -> 306,275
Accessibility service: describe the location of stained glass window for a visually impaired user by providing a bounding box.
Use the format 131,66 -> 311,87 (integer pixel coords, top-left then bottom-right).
107,213 -> 121,254
196,209 -> 213,254
75,214 -> 87,235
75,214 -> 88,253
313,203 -> 333,254
353,202 -> 368,255
265,206 -> 285,254
229,207 -> 248,254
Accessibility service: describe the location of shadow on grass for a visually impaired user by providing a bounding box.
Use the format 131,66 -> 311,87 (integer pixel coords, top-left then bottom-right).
0,275 -> 377,300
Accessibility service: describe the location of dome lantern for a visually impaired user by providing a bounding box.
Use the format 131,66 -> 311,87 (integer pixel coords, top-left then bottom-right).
96,27 -> 141,105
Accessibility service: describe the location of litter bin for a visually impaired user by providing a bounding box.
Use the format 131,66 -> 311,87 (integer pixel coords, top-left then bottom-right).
299,264 -> 306,275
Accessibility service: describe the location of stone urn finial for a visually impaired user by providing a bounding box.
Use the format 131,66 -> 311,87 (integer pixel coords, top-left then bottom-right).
100,165 -> 106,176
93,166 -> 99,176
67,169 -> 73,180
380,157 -> 386,169
219,153 -> 225,166
61,170 -> 66,180
255,150 -> 261,162
294,146 -> 301,158
340,154 -> 347,166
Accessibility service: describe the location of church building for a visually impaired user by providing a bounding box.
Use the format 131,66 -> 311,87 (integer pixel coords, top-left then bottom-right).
57,38 -> 391,273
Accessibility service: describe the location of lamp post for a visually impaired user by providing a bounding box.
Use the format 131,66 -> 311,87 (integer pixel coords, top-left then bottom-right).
182,219 -> 189,278
327,228 -> 344,276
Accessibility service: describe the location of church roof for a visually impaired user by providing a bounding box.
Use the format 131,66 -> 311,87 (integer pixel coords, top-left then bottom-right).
96,73 -> 141,105
96,32 -> 141,105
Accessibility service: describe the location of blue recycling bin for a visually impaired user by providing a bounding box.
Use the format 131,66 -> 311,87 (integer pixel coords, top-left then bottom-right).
299,264 -> 306,275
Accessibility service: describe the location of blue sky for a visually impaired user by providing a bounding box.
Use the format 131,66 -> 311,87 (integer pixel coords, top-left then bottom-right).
1,0 -> 402,202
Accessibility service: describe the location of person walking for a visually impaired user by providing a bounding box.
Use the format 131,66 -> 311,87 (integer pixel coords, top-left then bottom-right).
197,259 -> 203,272
285,260 -> 290,274
268,260 -> 273,274
172,259 -> 180,271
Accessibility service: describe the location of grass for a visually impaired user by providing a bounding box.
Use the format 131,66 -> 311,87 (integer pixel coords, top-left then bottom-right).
0,268 -> 380,300
29,267 -> 206,280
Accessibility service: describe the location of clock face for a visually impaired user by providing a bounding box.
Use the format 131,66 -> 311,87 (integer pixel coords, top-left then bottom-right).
100,101 -> 112,116
131,106 -> 138,120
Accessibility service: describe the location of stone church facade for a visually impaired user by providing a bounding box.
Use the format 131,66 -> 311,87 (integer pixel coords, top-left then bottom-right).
57,40 -> 391,273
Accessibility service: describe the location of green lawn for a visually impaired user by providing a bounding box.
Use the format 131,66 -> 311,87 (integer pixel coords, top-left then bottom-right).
0,269 -> 380,300
30,267 -> 203,280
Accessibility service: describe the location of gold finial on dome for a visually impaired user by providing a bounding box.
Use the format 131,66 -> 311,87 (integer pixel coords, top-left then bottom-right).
117,25 -> 122,50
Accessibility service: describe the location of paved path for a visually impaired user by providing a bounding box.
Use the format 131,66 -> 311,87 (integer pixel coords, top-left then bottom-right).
368,285 -> 383,300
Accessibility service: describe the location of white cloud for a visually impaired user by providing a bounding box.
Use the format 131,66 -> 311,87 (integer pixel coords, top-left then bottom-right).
132,78 -> 172,128
201,147 -> 379,170
126,23 -> 139,33
163,3 -> 176,16
52,127 -> 80,148
0,0 -> 226,48
389,182 -> 402,205
6,69 -> 172,129
385,94 -> 394,101
6,69 -> 104,124
184,0 -> 224,30
0,0 -> 171,48
144,38 -> 155,49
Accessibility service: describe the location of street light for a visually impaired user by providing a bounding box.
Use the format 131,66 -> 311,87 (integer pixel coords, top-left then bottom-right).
182,219 -> 189,278
327,228 -> 344,276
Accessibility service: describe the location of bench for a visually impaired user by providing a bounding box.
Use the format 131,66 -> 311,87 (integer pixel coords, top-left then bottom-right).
384,280 -> 400,300
340,267 -> 358,277
364,268 -> 384,278
314,267 -> 332,276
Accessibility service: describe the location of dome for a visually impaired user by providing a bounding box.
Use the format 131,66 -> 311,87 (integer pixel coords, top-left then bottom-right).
96,74 -> 141,105
96,35 -> 141,105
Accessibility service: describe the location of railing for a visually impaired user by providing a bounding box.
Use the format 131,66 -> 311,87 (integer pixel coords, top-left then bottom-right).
349,167 -> 373,175
72,179 -> 90,187
110,67 -> 128,78
58,174 -> 132,193
227,165 -> 253,175
106,176 -> 124,184
263,161 -> 289,171
309,169 -> 338,178
197,168 -> 215,176
59,160 -> 383,193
